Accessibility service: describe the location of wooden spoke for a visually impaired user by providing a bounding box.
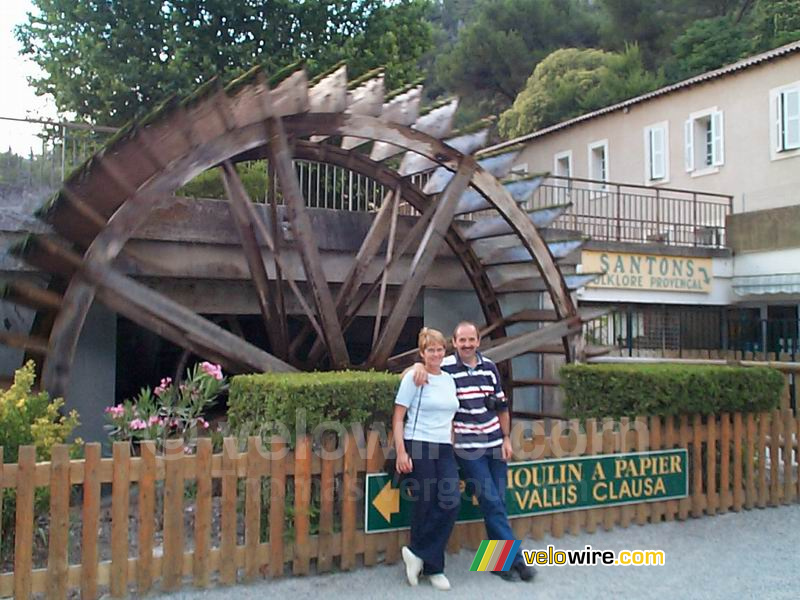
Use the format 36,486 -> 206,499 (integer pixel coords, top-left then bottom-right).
216,164 -> 327,350
266,159 -> 290,355
82,261 -> 296,374
372,187 -> 400,347
304,195 -> 436,367
368,159 -> 476,367
220,161 -> 287,359
266,116 -> 349,368
288,186 -> 396,360
482,318 -> 582,364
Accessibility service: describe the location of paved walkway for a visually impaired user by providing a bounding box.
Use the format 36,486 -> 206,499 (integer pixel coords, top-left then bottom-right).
159,505 -> 800,600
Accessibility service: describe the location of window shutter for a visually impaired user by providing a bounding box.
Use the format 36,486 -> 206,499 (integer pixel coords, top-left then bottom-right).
785,89 -> 800,150
776,92 -> 786,151
650,127 -> 665,179
712,111 -> 724,166
684,119 -> 694,172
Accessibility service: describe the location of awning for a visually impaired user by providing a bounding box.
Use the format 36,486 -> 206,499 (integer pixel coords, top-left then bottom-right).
732,273 -> 800,296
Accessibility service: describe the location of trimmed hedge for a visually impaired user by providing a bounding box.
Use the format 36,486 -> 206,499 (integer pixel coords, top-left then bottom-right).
560,363 -> 784,419
228,370 -> 400,444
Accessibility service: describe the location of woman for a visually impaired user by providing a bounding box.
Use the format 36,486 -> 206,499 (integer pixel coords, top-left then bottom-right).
394,327 -> 460,591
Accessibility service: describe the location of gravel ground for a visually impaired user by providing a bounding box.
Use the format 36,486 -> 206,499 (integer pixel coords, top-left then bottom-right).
157,505 -> 800,600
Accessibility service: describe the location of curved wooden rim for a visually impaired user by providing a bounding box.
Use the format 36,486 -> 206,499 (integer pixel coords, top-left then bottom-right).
40,107 -> 575,394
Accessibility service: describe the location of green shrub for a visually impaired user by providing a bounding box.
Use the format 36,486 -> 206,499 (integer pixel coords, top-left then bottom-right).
560,363 -> 784,419
228,371 -> 400,445
1,360 -> 82,560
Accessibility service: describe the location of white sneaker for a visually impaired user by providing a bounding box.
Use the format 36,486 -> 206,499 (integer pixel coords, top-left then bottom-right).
401,546 -> 423,586
429,573 -> 451,591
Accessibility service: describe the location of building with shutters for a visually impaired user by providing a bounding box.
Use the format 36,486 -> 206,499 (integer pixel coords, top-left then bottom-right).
478,41 -> 800,408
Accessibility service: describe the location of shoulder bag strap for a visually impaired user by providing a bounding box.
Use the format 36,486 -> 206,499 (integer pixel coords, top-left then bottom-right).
408,385 -> 424,439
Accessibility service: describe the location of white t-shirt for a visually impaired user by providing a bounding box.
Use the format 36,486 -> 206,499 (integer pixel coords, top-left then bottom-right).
394,370 -> 458,445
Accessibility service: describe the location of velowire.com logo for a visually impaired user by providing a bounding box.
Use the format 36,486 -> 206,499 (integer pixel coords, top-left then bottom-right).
469,540 -> 521,572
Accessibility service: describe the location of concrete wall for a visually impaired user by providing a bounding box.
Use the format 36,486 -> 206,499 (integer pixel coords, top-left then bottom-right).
422,289 -> 543,414
728,204 -> 800,253
66,302 -> 116,445
512,51 -> 800,213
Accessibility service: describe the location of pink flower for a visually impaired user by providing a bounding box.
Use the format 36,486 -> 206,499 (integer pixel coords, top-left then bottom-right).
200,362 -> 223,381
197,418 -> 210,429
148,415 -> 162,426
105,405 -> 125,418
154,377 -> 172,397
130,418 -> 147,430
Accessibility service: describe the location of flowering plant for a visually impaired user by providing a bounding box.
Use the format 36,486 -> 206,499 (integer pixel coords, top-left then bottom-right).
104,362 -> 226,452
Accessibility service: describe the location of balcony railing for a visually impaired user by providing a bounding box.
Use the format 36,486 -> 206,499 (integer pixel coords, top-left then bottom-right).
527,175 -> 733,248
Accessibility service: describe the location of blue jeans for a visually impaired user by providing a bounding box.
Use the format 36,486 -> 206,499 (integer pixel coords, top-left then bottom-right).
405,440 -> 461,575
456,447 -> 524,566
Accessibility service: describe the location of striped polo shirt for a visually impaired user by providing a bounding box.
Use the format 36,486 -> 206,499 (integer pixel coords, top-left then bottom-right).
441,352 -> 508,449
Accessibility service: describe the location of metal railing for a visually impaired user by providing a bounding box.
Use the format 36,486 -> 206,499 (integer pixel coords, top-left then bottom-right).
528,174 -> 733,248
1,116 -> 430,215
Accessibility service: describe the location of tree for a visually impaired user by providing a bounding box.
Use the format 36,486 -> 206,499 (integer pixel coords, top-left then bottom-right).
498,45 -> 663,138
668,16 -> 753,80
434,0 -> 602,116
751,0 -> 800,52
16,0 -> 434,127
598,0 -> 752,69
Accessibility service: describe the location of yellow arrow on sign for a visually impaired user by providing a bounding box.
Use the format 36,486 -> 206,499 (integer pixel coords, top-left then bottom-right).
373,481 -> 400,522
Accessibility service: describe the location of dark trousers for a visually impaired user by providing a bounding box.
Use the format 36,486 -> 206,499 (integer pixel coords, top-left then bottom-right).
456,447 -> 523,566
405,440 -> 460,575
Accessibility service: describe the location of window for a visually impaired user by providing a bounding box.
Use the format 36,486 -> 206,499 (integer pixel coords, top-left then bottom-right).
770,83 -> 800,158
588,140 -> 609,185
644,122 -> 669,183
684,108 -> 723,174
554,150 -> 572,178
510,162 -> 528,177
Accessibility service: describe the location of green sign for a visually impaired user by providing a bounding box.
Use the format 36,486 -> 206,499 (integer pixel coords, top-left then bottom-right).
365,449 -> 688,533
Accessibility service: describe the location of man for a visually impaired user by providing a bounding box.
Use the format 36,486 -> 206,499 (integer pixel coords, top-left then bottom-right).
412,321 -> 535,582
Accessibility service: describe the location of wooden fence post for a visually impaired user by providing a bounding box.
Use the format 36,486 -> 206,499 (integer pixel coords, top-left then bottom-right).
244,437 -> 266,581
110,442 -> 131,598
220,437 -> 239,584
14,445 -> 35,600
650,416 -> 664,523
81,443 -> 101,600
568,418 -> 585,535
783,411 -> 795,505
635,416 -> 650,525
757,413 -> 768,508
340,432 -> 358,571
584,418 -> 599,533
602,418 -> 616,531
293,434 -> 312,576
691,414 -> 703,518
364,430 -> 383,565
163,439 -> 186,591
137,441 -> 156,595
46,444 -> 70,600
745,413 -> 756,509
664,416 -> 678,521
769,410 -> 781,506
719,414 -> 730,513
551,421 -> 566,538
193,438 -> 213,587
317,434 -> 335,573
269,436 -> 287,578
678,415 -> 690,520
732,413 -> 743,512
706,415 -> 717,516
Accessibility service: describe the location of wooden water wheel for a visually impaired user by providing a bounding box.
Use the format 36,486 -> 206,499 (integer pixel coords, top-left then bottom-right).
1,63 -> 605,403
